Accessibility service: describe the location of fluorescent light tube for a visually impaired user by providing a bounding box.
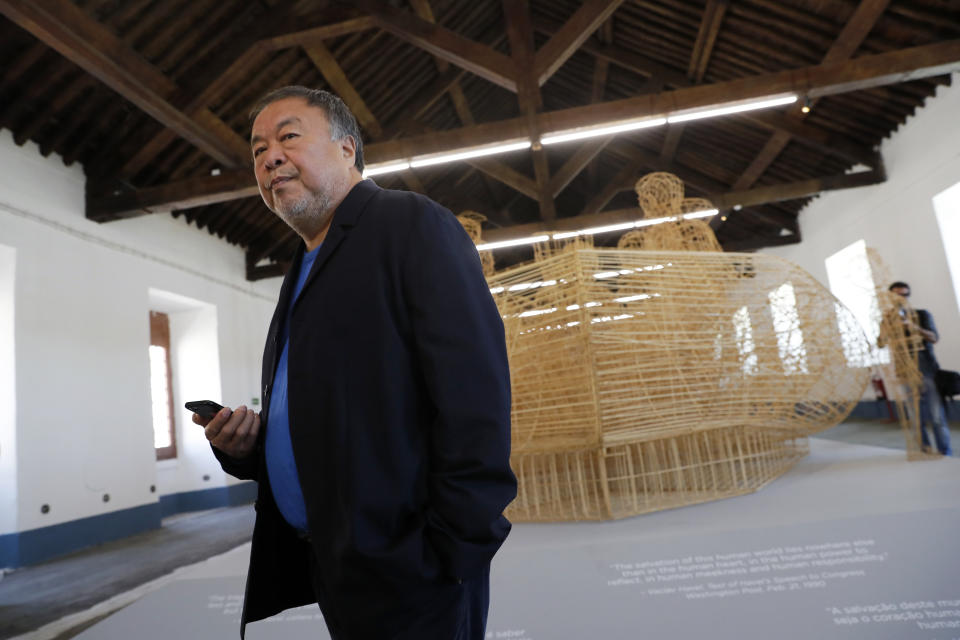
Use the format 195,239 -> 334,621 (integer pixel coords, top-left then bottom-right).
362,162 -> 411,177
476,234 -> 550,252
541,117 -> 667,145
410,141 -> 531,168
578,221 -> 637,236
682,209 -> 719,219
667,95 -> 797,124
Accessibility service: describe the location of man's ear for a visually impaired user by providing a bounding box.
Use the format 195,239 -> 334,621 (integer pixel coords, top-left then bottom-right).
340,135 -> 357,163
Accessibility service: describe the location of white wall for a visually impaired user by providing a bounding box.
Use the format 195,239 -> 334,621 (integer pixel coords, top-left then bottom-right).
764,73 -> 960,372
0,129 -> 281,536
0,244 -> 16,534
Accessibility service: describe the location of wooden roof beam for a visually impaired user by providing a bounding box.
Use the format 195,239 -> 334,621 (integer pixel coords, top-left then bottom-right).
481,167 -> 882,243
118,12 -> 376,180
579,161 -> 638,216
0,0 -> 250,170
504,0 -> 555,221
93,41 -> 956,217
688,0 -> 728,83
550,136 -> 612,198
541,17 -> 876,166
712,166 -> 885,209
304,41 -> 383,139
823,0 -> 893,65
354,0 -> 517,92
660,124 -> 685,163
722,232 -> 802,252
261,17 -> 378,51
466,158 -> 539,200
407,0 -> 508,213
87,171 -> 259,222
369,39 -> 960,164
732,0 -> 891,190
533,0 -> 627,86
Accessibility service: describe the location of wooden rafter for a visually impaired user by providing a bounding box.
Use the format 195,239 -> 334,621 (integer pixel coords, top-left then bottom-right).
723,232 -> 801,252
688,0 -> 728,83
0,0 -> 251,168
482,167 -> 884,243
408,1 -> 510,215
533,0 -> 627,86
261,17 -> 378,51
371,39 -> 960,163
304,41 -> 383,138
550,21 -> 877,166
503,0 -> 555,221
115,12 -> 376,181
660,124 -> 685,163
731,0 -> 891,190
354,0 -> 517,91
87,171 -> 260,222
550,137 -> 612,198
84,39 -> 960,220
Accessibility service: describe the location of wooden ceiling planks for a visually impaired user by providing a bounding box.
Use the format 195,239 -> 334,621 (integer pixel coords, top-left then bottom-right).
0,0 -> 957,278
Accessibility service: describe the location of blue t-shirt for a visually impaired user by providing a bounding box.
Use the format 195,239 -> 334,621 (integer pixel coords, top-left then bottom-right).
265,245 -> 320,532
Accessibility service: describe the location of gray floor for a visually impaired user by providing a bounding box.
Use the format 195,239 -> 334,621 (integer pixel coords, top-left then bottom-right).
0,506 -> 255,640
1,418 -> 957,640
818,418 -> 959,455
68,437 -> 960,640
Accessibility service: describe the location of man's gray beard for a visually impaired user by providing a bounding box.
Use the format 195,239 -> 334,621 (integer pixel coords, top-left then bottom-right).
277,191 -> 333,239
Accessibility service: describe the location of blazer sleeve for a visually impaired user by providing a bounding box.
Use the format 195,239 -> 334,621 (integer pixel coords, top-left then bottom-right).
212,444 -> 259,481
400,196 -> 517,580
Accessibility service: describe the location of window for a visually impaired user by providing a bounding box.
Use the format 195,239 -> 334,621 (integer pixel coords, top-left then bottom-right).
149,311 -> 176,460
733,306 -> 758,376
768,283 -> 809,375
933,180 -> 960,314
825,239 -> 887,367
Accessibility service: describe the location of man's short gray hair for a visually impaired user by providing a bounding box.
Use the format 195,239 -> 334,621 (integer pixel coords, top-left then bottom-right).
249,86 -> 365,172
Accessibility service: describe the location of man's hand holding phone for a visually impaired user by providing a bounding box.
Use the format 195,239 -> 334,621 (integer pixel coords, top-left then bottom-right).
187,400 -> 260,459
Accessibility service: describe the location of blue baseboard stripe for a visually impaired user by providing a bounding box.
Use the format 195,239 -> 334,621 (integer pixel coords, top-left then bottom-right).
0,503 -> 161,569
0,481 -> 256,568
158,482 -> 257,518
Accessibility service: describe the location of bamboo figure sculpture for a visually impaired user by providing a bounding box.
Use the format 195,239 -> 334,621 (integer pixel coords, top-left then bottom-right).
867,249 -> 934,460
463,173 -> 873,521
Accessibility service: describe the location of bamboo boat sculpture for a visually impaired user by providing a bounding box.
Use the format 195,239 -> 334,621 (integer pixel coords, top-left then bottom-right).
475,172 -> 873,521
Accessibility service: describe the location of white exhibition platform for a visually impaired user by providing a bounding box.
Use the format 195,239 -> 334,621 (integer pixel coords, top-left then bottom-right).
48,438 -> 960,639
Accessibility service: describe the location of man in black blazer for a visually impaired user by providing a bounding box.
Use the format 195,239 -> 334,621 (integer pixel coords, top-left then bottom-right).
193,86 -> 516,639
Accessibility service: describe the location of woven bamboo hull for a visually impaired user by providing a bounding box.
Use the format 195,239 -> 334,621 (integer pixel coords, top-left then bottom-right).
488,248 -> 872,522
507,427 -> 807,521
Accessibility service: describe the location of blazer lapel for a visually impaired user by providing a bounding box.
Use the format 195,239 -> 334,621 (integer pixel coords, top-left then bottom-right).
291,179 -> 379,309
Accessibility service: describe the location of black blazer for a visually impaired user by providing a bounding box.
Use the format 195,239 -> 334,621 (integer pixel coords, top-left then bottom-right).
215,180 -> 516,637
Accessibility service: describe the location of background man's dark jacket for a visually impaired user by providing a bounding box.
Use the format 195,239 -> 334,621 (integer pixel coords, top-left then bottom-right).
214,179 -> 516,637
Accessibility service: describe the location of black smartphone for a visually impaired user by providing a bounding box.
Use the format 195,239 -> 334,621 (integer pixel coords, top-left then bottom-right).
185,400 -> 225,419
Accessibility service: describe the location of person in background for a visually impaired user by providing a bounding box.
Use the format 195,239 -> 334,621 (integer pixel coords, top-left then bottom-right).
886,280 -> 952,456
192,85 -> 516,640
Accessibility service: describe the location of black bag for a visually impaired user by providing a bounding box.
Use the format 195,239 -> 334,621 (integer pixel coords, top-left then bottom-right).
936,369 -> 960,398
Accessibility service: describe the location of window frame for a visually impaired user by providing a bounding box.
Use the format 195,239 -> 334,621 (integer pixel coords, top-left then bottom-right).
149,310 -> 177,460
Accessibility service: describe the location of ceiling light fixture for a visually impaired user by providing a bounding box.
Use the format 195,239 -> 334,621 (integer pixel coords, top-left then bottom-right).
681,209 -> 719,219
666,95 -> 798,124
409,140 -> 531,168
475,234 -> 551,252
800,96 -> 812,114
363,161 -> 411,177
364,96 -> 796,178
540,117 -> 667,146
485,209 -> 719,249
